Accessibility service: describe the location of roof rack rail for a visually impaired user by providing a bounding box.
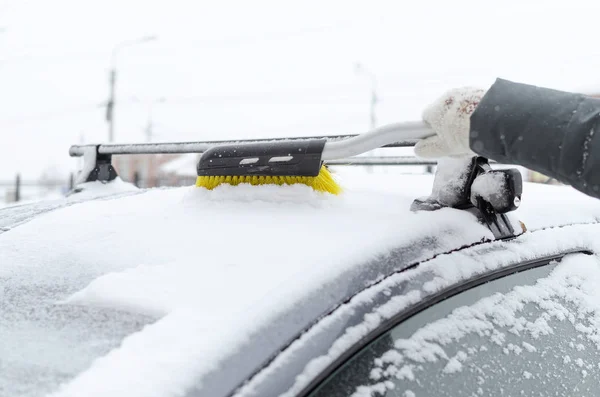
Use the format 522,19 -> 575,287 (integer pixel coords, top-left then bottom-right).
69,121 -> 432,183
69,135 -> 419,158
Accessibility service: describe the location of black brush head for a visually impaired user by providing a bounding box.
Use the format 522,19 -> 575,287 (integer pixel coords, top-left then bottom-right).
197,139 -> 326,177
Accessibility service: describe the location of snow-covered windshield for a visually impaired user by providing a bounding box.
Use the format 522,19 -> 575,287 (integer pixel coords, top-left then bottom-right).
309,253 -> 600,397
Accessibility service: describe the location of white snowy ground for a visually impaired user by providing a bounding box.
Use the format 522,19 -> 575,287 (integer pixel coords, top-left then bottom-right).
0,186 -> 66,208
0,169 -> 599,397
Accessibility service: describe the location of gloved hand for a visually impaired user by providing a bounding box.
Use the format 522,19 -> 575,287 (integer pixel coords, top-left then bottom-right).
414,87 -> 487,158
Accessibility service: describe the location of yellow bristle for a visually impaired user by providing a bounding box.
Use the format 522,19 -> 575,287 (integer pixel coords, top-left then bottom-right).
195,166 -> 342,195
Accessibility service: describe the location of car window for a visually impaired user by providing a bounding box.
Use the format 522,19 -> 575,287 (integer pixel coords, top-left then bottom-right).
308,253 -> 600,397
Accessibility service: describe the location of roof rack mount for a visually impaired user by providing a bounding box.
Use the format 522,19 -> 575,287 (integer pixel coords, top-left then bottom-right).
411,156 -> 523,240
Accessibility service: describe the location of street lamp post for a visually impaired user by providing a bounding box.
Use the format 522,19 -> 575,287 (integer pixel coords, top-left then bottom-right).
106,35 -> 157,142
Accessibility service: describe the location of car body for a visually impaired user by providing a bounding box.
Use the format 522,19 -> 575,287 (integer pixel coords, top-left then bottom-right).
1,169 -> 600,397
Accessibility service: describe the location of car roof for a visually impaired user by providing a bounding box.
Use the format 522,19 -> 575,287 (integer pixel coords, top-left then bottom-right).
1,171 -> 600,397
238,225 -> 600,397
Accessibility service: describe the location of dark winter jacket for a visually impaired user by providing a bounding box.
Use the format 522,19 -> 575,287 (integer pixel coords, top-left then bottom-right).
470,78 -> 600,199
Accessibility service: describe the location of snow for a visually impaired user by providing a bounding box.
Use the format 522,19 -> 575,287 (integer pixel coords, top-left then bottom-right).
522,342 -> 537,353
239,219 -> 600,397
0,176 -> 489,397
0,176 -> 136,210
429,156 -> 472,206
470,172 -> 507,208
49,308 -> 220,397
69,177 -> 138,199
442,351 -> 466,374
1,171 -> 600,396
0,186 -> 65,208
334,253 -> 600,396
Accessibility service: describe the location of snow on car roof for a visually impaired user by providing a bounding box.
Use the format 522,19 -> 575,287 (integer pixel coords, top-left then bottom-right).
1,171 -> 600,397
348,252 -> 600,397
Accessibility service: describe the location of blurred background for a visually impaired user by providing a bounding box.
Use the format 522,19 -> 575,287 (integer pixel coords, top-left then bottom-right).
1,0 -> 600,204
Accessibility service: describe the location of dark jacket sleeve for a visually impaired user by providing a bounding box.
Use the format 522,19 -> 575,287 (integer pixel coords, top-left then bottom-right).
469,78 -> 600,199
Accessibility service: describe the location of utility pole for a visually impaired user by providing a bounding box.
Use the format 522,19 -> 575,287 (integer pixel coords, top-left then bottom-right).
106,36 -> 157,142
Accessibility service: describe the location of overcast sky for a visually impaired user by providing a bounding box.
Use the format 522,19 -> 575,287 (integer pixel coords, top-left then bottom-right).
1,0 -> 600,180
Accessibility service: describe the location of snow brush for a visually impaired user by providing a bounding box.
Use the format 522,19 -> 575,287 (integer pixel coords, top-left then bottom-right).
195,121 -> 434,194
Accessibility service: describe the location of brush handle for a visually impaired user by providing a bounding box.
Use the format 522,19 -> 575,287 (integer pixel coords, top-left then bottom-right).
321,121 -> 434,160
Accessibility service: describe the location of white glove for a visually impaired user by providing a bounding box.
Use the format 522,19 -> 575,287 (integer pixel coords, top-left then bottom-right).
414,87 -> 486,159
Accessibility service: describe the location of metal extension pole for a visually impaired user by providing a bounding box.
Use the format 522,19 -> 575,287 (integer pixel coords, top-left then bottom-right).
321,121 -> 433,160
